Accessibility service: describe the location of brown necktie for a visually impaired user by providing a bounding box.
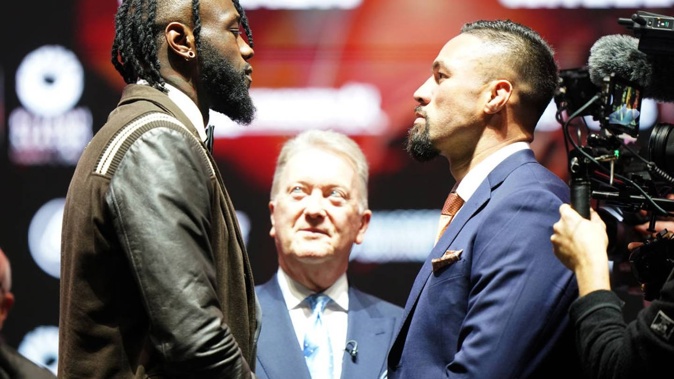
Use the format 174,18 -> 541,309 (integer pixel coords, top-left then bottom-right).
435,192 -> 464,244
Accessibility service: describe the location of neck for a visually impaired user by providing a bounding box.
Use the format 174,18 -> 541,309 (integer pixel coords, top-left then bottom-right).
280,262 -> 346,293
448,137 -> 528,182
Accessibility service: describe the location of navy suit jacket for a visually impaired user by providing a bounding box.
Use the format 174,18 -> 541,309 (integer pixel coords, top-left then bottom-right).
255,275 -> 403,379
388,149 -> 581,379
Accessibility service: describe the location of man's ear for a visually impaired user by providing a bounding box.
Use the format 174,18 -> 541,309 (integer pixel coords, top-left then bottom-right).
165,22 -> 197,61
354,210 -> 372,245
268,201 -> 276,238
0,292 -> 14,330
484,80 -> 512,114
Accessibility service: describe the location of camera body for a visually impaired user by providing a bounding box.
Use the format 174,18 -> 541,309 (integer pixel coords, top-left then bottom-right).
619,10 -> 674,55
629,230 -> 674,301
555,11 -> 674,299
555,69 -> 642,138
555,69 -> 673,213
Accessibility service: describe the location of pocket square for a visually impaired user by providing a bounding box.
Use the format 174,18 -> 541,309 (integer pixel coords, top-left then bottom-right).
431,249 -> 463,272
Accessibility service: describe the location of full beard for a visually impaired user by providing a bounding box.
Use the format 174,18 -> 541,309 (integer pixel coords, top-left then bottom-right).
406,119 -> 440,162
199,41 -> 256,125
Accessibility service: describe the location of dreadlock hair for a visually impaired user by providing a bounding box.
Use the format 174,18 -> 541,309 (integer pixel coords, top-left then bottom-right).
111,0 -> 254,93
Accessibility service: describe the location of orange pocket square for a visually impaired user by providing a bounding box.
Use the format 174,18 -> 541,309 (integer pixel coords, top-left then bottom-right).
431,249 -> 463,272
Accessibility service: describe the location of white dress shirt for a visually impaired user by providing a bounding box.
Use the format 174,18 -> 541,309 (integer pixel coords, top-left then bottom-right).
454,142 -> 531,207
277,268 -> 349,379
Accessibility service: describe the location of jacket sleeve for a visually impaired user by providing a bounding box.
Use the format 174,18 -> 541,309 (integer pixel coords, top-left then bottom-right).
106,125 -> 252,378
570,274 -> 674,379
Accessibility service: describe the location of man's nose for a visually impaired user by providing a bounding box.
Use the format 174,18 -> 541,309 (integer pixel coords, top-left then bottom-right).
304,193 -> 326,218
413,76 -> 434,105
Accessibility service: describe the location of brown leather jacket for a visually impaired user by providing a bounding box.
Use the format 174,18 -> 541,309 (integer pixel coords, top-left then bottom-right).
59,84 -> 259,378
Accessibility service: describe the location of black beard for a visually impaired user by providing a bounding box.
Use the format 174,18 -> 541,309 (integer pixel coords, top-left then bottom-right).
406,120 -> 440,162
199,41 -> 256,125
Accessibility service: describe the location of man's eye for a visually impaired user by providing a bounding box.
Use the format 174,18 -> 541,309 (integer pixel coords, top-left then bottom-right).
290,186 -> 304,194
231,27 -> 241,37
330,189 -> 346,199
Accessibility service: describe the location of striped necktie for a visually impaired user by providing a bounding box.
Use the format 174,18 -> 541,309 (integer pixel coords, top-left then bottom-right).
303,293 -> 333,379
435,192 -> 464,244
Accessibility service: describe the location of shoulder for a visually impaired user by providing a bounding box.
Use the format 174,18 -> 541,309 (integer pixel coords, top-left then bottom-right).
485,150 -> 568,200
350,287 -> 403,314
495,158 -> 569,206
255,277 -> 282,304
97,112 -> 212,179
255,275 -> 277,292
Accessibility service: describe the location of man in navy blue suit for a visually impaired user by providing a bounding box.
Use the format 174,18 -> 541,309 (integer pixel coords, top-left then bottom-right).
255,130 -> 402,379
387,20 -> 581,378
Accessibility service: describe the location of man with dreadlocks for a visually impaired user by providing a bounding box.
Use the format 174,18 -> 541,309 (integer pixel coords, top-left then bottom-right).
59,0 -> 259,377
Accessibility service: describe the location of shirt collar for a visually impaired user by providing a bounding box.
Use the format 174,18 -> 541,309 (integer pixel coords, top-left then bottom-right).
277,267 -> 349,312
456,142 -> 530,201
136,80 -> 208,142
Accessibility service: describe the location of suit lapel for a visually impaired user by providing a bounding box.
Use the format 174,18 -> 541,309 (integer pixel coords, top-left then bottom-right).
256,278 -> 312,379
342,288 -> 395,379
396,183 -> 488,322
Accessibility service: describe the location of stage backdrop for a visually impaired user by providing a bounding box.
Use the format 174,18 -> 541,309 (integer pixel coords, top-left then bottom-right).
2,0 -> 673,373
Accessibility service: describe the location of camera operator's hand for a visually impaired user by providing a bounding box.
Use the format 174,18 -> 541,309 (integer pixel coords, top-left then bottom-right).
551,204 -> 611,296
633,193 -> 674,236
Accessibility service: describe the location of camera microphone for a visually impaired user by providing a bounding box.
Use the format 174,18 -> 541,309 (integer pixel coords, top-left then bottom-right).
587,34 -> 674,102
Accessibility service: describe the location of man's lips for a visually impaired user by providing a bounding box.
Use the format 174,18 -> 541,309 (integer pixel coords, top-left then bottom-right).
300,228 -> 329,236
414,110 -> 426,123
245,66 -> 253,86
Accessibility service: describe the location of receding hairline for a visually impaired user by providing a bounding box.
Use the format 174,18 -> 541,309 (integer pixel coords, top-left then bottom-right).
437,33 -> 514,82
272,146 -> 362,194
269,130 -> 370,211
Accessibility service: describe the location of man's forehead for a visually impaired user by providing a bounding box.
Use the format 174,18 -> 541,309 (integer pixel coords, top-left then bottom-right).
438,34 -> 487,58
434,34 -> 502,71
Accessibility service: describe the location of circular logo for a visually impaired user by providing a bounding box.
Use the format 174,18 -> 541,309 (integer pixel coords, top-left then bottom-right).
27,198 -> 64,279
15,45 -> 84,117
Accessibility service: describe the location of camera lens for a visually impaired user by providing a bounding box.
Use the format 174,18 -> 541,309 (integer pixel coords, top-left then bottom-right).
648,122 -> 674,177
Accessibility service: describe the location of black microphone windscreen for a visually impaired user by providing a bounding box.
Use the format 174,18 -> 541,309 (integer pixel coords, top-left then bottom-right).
588,35 -> 652,88
588,34 -> 674,102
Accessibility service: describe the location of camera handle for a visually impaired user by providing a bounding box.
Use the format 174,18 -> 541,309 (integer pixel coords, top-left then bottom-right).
570,149 -> 592,219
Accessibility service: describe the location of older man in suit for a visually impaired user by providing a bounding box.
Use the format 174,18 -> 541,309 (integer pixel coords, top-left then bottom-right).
255,130 -> 402,379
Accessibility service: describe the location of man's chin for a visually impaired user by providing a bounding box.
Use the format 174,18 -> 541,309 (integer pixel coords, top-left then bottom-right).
406,140 -> 440,162
292,248 -> 334,263
211,100 -> 256,125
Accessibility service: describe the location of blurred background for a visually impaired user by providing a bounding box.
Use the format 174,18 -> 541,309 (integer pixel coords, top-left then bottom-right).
2,0 -> 674,373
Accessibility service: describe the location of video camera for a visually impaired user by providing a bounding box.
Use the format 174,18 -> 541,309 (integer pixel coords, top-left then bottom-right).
618,10 -> 674,55
554,11 -> 674,299
629,229 -> 674,301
